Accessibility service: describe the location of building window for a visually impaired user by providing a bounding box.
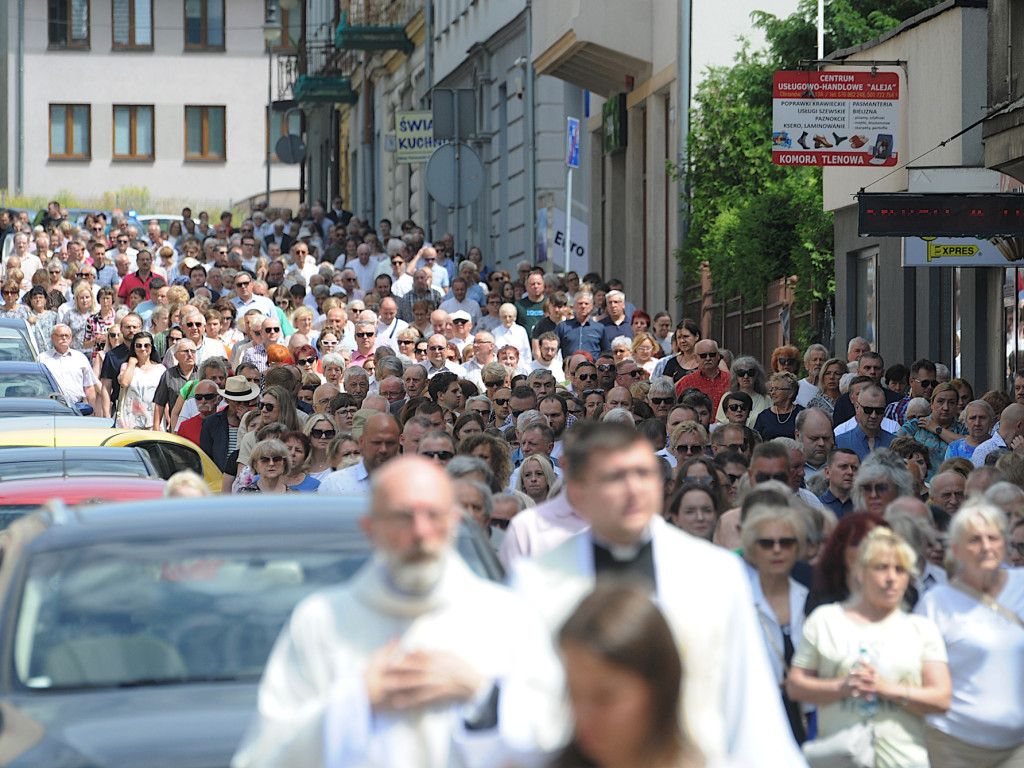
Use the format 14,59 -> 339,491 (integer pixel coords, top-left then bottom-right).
113,105 -> 154,160
48,0 -> 89,49
49,104 -> 90,160
266,0 -> 302,52
267,108 -> 301,160
184,0 -> 224,50
112,0 -> 152,49
185,106 -> 226,160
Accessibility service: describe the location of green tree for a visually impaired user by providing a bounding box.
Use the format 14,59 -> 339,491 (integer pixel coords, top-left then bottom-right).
674,0 -> 942,314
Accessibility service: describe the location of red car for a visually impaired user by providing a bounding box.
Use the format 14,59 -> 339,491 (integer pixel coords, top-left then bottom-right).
0,476 -> 167,529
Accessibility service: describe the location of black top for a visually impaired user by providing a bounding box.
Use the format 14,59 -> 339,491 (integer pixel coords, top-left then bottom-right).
592,539 -> 656,588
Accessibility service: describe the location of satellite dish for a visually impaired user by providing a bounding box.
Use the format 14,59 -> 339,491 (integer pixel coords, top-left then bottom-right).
275,134 -> 306,165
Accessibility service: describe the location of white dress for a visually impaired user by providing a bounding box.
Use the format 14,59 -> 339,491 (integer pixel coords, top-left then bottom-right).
116,363 -> 165,429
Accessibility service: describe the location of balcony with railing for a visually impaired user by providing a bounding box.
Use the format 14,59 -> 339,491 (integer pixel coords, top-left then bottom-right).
335,0 -> 416,53
531,0 -> 653,97
293,42 -> 360,105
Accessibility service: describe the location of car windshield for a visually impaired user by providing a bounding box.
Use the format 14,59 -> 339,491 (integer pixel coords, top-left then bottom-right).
0,330 -> 34,363
0,372 -> 52,398
13,528 -> 494,690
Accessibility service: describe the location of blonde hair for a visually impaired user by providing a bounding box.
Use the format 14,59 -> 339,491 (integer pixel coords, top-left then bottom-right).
856,526 -> 919,581
741,503 -> 807,563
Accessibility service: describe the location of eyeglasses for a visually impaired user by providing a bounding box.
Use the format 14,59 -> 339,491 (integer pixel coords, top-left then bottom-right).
134,342 -> 152,349
1,290 -> 17,296
258,456 -> 286,465
484,380 -> 504,388
768,387 -> 793,394
755,537 -> 798,551
48,269 -> 62,275
297,357 -> 317,366
493,398 -> 510,406
860,405 -> 885,416
423,257 -> 436,263
698,352 -> 718,359
723,443 -> 746,453
735,368 -> 756,378
259,402 -> 277,411
576,373 -> 598,382
194,392 -> 218,401
452,318 -> 469,325
184,321 -> 204,328
421,450 -> 454,460
914,378 -> 938,388
597,364 -> 615,372
675,444 -> 705,455
321,339 -> 339,347
861,482 -> 891,495
168,335 -> 183,343
727,403 -> 748,412
335,407 -> 357,417
311,428 -> 337,439
619,369 -> 641,379
415,346 -> 428,354
179,349 -> 197,356
777,357 -> 798,365
397,339 -> 415,347
235,280 -> 251,288
355,331 -> 375,338
428,345 -> 446,351
650,396 -> 674,405
754,472 -> 790,483
263,326 -> 281,333
582,388 -> 605,397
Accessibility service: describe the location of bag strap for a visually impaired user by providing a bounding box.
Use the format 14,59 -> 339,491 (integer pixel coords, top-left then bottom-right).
951,578 -> 1024,630
756,608 -> 789,671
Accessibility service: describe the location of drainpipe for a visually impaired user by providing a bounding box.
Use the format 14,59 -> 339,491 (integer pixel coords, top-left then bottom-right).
16,0 -> 24,194
524,0 -> 536,263
675,0 -> 691,316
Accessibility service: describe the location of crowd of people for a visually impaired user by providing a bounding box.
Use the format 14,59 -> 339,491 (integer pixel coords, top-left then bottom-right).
7,201 -> 1024,768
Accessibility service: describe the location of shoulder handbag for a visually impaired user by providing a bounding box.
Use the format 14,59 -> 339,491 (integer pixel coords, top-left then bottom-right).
951,578 -> 1024,630
802,721 -> 875,768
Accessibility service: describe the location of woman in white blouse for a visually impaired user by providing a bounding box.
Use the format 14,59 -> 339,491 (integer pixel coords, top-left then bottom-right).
916,499 -> 1024,768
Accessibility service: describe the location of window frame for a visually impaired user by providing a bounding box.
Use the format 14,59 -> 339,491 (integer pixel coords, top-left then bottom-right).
184,0 -> 226,51
48,104 -> 92,161
184,105 -> 227,162
48,0 -> 91,50
112,105 -> 155,161
266,1 -> 301,53
111,0 -> 154,51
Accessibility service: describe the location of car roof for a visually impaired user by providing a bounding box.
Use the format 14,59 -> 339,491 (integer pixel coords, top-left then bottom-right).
0,399 -> 79,416
0,446 -> 145,461
0,417 -> 106,434
0,318 -> 30,330
0,361 -> 48,374
0,476 -> 166,504
27,495 -> 369,551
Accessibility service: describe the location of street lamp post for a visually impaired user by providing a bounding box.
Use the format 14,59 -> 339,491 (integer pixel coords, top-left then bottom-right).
263,2 -> 283,207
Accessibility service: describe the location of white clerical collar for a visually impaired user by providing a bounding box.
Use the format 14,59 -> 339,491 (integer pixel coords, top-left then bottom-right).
592,526 -> 653,562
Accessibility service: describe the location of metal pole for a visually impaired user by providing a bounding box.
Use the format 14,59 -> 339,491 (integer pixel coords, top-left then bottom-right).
675,0 -> 691,317
565,167 -> 573,269
524,0 -> 536,264
16,0 -> 24,194
266,46 -> 273,206
817,0 -> 825,58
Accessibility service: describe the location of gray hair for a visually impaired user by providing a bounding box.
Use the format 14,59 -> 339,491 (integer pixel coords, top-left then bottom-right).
343,366 -> 369,384
516,409 -> 548,433
606,290 -> 625,303
354,320 -> 375,333
447,456 -> 495,488
527,368 -> 554,384
803,343 -> 828,365
648,376 -> 676,399
983,481 -> 1024,519
199,356 -> 230,379
377,356 -> 404,379
847,336 -> 869,354
610,335 -> 632,351
949,498 -> 1008,563
454,479 -> 494,521
729,355 -> 768,394
321,352 -> 346,370
602,407 -> 635,425
481,361 -> 511,382
466,395 -> 491,411
851,450 -> 915,509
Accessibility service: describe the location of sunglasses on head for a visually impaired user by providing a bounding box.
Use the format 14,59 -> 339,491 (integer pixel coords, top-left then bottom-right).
582,388 -> 605,397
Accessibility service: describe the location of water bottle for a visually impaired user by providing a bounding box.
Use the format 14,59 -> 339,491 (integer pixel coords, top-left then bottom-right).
855,646 -> 878,717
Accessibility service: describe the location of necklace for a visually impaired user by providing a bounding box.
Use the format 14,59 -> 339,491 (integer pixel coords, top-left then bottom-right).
775,407 -> 794,424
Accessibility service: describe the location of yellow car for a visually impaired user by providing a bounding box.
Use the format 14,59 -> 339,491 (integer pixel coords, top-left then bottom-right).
0,422 -> 223,494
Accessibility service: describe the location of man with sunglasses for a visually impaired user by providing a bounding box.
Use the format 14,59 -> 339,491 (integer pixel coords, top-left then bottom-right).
230,270 -> 277,319
831,351 -> 901,426
240,315 -> 283,373
201,375 -> 261,473
424,333 -> 464,377
835,384 -> 895,460
176,379 -> 222,446
462,331 -> 497,391
39,324 -> 101,415
569,360 -> 599,396
104,227 -> 139,266
676,339 -> 731,412
884,357 -> 938,426
98,312 -> 144,418
154,339 -> 199,432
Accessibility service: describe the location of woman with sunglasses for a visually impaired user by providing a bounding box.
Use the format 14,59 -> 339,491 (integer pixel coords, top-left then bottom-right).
0,279 -> 25,319
741,501 -> 811,743
807,357 -> 848,421
82,286 -> 118,361
292,344 -> 322,382
271,286 -> 295,320
478,292 -> 504,333
652,318 -> 701,383
64,284 -> 97,352
115,330 -> 165,429
715,356 -> 771,426
44,257 -> 69,297
237,438 -> 295,494
303,414 -> 337,480
316,328 -> 341,358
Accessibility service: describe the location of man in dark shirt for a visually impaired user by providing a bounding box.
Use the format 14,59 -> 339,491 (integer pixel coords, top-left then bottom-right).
515,270 -> 546,337
99,313 -> 144,419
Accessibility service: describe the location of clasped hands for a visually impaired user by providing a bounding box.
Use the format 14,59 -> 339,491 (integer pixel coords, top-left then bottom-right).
366,639 -> 483,713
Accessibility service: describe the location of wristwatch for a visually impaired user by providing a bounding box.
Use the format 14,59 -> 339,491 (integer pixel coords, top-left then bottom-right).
934,425 -> 942,436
